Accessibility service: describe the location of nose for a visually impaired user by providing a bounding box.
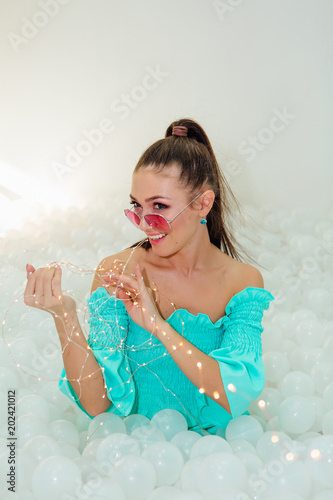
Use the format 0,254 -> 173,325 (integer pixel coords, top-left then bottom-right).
139,215 -> 151,231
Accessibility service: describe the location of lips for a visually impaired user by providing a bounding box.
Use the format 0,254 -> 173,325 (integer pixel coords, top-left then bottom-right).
148,234 -> 167,245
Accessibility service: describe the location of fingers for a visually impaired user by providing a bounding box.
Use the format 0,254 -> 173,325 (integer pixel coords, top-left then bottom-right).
24,267 -> 38,305
135,264 -> 145,293
52,266 -> 62,298
102,272 -> 138,296
26,264 -> 35,275
24,263 -> 61,308
44,266 -> 57,303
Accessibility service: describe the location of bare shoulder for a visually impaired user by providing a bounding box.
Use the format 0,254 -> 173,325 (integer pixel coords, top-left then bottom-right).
220,253 -> 264,294
232,261 -> 264,291
90,246 -> 146,295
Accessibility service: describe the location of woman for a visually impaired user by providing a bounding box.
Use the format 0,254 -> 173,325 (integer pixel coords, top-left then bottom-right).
25,118 -> 274,434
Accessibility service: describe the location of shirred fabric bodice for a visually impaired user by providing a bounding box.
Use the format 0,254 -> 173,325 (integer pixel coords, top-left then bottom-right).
59,286 -> 274,432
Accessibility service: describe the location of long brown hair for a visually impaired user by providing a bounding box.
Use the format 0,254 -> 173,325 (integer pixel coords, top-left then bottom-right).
130,118 -> 247,261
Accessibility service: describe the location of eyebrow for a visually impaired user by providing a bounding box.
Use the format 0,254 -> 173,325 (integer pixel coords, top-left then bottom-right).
129,194 -> 171,202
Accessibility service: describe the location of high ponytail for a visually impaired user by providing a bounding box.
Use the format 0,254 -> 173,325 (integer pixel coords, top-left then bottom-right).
131,118 -> 245,261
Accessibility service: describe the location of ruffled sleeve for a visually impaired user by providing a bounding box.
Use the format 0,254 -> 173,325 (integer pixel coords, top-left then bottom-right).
197,287 -> 274,427
58,287 -> 135,418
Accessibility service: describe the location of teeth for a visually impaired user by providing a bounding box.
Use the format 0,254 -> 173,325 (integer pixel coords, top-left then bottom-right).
150,234 -> 166,240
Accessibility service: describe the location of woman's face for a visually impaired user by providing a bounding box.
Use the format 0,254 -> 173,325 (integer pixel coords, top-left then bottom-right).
129,165 -> 205,255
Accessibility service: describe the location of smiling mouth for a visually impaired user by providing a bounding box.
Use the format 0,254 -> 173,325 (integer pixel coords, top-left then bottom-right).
149,233 -> 167,241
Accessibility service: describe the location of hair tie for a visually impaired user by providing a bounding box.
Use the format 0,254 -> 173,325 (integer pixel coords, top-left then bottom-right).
172,125 -> 188,137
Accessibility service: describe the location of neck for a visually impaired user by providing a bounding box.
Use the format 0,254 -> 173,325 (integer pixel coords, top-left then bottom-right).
148,228 -> 217,277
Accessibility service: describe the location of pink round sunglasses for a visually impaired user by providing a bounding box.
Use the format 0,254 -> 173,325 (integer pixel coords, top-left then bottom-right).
124,192 -> 203,234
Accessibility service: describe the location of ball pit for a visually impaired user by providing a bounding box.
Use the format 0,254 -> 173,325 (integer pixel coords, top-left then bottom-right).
0,198 -> 333,499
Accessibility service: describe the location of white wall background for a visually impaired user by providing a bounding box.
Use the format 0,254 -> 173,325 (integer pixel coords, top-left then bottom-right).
0,0 -> 332,233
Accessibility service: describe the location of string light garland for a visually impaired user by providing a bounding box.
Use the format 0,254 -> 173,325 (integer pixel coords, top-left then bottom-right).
2,241 -> 242,442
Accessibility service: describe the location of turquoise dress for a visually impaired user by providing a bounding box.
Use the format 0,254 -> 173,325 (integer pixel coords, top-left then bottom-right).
59,286 -> 274,433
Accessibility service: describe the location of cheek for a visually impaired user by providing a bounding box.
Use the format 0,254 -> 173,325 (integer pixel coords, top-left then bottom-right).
170,216 -> 197,241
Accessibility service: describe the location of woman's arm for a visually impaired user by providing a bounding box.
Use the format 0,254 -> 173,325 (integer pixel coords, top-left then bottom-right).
25,263 -> 111,417
54,310 -> 111,416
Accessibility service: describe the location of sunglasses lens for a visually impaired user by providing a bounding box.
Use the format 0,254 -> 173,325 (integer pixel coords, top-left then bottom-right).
145,214 -> 170,233
125,210 -> 141,227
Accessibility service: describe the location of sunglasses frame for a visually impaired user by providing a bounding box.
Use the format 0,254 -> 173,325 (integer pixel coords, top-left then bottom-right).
124,192 -> 203,234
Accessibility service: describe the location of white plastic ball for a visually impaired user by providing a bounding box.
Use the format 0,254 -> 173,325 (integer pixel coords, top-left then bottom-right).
228,438 -> 256,454
251,387 -> 283,420
17,415 -> 49,447
2,490 -> 36,500
96,433 -> 140,465
256,431 -> 293,462
124,414 -> 150,434
113,454 -> 156,500
73,456 -> 96,482
142,441 -> 184,486
265,415 -> 282,432
323,336 -> 333,362
48,403 -> 63,421
225,415 -> 263,445
81,477 -> 126,499
291,309 -> 318,328
0,367 -> 19,390
18,394 -> 50,421
295,319 -> 325,347
197,452 -> 248,497
313,491 -> 333,500
39,382 -> 72,412
304,348 -> 325,373
306,436 -> 333,488
131,424 -> 166,451
76,411 -> 91,431
9,337 -> 40,374
298,432 -> 322,443
81,438 -> 103,459
272,311 -> 293,331
190,435 -> 232,458
180,456 -> 205,491
297,234 -> 318,256
311,362 -> 333,394
278,396 -> 315,435
323,381 -> 333,410
23,435 -> 62,462
171,430 -> 202,460
50,419 -> 80,448
262,324 -> 284,351
263,351 -> 290,383
264,461 -> 312,498
289,346 -> 311,371
31,455 -> 82,500
279,371 -> 315,398
87,412 -> 126,439
146,486 -> 186,500
304,289 -> 332,316
322,410 -> 333,435
151,409 -> 188,440
16,449 -> 38,491
58,441 -> 81,459
310,396 -> 327,433
235,450 -> 263,474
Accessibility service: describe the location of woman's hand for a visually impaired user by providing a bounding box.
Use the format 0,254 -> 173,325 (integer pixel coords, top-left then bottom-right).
24,263 -> 76,318
102,264 -> 162,334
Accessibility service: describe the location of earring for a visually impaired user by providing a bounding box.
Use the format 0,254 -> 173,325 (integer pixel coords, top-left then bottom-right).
200,218 -> 207,225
